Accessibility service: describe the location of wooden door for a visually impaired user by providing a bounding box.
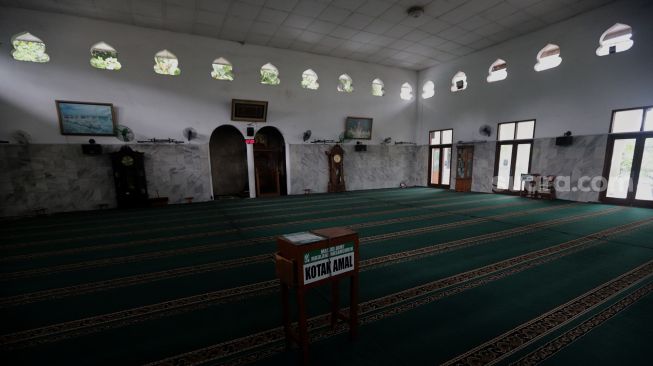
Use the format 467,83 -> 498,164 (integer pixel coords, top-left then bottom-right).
455,146 -> 474,192
600,133 -> 653,207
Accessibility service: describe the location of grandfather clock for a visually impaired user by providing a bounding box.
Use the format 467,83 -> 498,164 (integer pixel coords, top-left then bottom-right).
326,145 -> 346,192
111,146 -> 148,208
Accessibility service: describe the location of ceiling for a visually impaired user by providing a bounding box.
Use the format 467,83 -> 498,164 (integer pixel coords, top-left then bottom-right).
1,0 -> 616,70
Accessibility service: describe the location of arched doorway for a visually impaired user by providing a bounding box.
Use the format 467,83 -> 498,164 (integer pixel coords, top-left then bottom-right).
209,125 -> 248,198
254,126 -> 287,197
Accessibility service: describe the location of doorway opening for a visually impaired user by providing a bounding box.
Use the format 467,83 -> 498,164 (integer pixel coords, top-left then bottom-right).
493,120 -> 535,192
254,126 -> 287,197
428,129 -> 453,188
209,125 -> 248,198
601,107 -> 653,207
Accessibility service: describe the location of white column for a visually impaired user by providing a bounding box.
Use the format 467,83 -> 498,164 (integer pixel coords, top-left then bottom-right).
246,143 -> 256,198
285,142 -> 291,195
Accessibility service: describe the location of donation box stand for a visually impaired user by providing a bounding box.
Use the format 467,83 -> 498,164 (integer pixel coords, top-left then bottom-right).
275,227 -> 360,364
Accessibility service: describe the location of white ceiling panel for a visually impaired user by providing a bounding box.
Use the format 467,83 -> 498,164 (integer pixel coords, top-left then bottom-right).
3,0 -> 619,70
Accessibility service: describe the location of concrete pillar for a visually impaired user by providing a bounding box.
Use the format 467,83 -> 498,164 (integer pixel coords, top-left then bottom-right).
246,142 -> 256,198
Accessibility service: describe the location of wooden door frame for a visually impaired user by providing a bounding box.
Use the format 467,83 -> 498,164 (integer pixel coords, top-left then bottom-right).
493,141 -> 534,193
428,144 -> 452,188
600,131 -> 653,208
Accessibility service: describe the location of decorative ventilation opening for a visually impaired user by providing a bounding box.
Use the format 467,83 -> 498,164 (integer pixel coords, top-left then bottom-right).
487,59 -> 507,83
211,57 -> 234,80
422,81 -> 435,99
400,82 -> 413,100
596,23 -> 633,56
337,74 -> 353,93
534,44 -> 562,72
11,32 -> 49,63
154,50 -> 181,76
301,69 -> 319,90
371,78 -> 384,96
260,63 -> 280,85
450,71 -> 467,92
90,42 -> 121,71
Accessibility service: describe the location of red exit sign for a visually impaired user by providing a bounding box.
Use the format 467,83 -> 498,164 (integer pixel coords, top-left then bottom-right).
245,139 -> 255,144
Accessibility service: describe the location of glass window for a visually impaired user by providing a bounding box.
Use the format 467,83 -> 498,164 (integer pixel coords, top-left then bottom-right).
487,59 -> 507,83
430,149 -> 441,185
498,123 -> 515,141
442,130 -> 453,144
301,69 -> 319,89
516,120 -> 535,139
512,144 -> 532,190
430,131 -> 441,145
90,42 -> 121,71
534,44 -> 562,72
400,82 -> 413,100
606,138 -> 636,198
11,32 -> 49,63
372,78 -> 384,96
635,138 -> 653,201
496,144 -> 513,190
442,147 -> 452,185
612,109 -> 644,133
429,129 -> 452,145
450,71 -> 467,92
338,74 -> 353,92
154,49 -> 181,76
644,108 -> 653,131
261,63 -> 280,85
596,23 -> 634,56
211,57 -> 234,80
422,81 -> 435,99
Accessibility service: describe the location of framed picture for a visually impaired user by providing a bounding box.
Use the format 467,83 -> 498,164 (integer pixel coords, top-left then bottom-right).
345,117 -> 373,140
56,100 -> 116,136
231,99 -> 268,122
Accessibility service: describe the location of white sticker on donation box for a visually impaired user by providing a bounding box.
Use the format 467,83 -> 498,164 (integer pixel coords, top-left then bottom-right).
303,243 -> 355,285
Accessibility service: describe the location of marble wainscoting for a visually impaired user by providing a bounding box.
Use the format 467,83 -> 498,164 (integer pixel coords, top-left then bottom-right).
469,141 -> 497,193
531,135 -> 608,202
0,144 -> 211,217
287,144 -> 425,194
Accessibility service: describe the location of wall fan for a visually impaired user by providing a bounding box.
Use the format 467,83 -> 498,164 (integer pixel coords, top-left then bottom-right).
115,125 -> 135,142
479,124 -> 493,137
302,130 -> 312,142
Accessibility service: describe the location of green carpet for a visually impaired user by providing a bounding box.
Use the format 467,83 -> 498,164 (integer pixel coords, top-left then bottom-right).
1,188 -> 652,365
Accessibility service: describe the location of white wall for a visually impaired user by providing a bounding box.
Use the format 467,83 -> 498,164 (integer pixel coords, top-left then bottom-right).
0,7 -> 418,146
417,0 -> 653,143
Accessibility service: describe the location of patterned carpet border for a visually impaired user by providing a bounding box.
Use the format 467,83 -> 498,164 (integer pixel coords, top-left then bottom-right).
441,261 -> 653,366
142,219 -> 653,366
0,189 -> 450,236
0,202 -> 591,281
4,215 -> 647,360
510,283 -> 653,366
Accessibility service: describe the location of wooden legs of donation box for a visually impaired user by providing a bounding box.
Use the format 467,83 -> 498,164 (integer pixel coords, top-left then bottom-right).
280,274 -> 359,364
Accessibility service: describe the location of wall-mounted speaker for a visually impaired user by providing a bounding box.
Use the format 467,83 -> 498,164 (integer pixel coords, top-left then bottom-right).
246,127 -> 255,137
555,136 -> 573,146
82,141 -> 103,155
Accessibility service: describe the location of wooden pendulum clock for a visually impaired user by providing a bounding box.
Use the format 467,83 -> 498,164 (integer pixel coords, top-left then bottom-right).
326,145 -> 346,193
111,146 -> 148,208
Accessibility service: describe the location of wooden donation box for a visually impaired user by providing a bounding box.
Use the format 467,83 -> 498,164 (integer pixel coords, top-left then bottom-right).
275,227 -> 360,364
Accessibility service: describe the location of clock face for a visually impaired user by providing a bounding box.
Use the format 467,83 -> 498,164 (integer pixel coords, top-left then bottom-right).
333,154 -> 342,163
121,156 -> 134,167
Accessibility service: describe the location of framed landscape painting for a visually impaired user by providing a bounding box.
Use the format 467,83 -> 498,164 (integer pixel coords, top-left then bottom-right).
56,100 -> 116,136
345,117 -> 373,140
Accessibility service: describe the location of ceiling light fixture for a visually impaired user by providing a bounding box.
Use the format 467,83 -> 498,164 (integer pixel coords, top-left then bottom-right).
406,6 -> 424,18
